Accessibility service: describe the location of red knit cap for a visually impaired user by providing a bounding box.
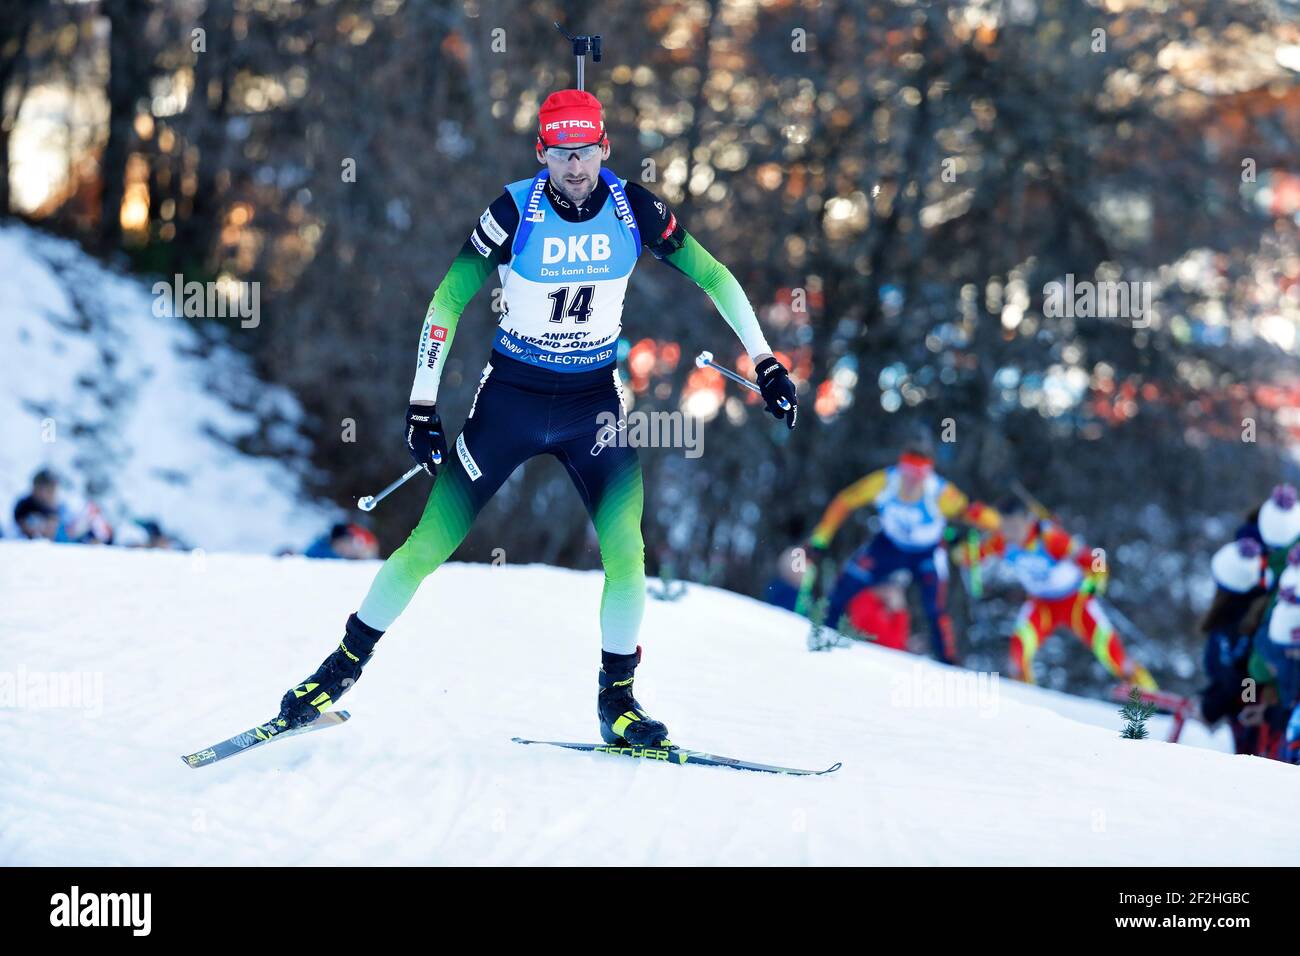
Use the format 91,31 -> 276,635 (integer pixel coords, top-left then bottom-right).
536,89 -> 607,151
898,452 -> 934,475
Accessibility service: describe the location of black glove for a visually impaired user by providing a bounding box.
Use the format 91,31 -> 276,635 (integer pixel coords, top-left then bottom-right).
405,403 -> 448,476
755,356 -> 798,429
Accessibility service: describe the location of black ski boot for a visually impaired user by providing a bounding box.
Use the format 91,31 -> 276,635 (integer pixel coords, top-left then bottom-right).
276,613 -> 384,729
597,647 -> 671,746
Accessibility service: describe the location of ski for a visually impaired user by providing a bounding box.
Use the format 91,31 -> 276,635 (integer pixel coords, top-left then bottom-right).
181,711 -> 351,769
511,737 -> 841,776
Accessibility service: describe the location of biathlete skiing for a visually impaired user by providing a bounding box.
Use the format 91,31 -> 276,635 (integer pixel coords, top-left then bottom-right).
268,87 -> 798,748
963,496 -> 1157,689
808,429 -> 1000,663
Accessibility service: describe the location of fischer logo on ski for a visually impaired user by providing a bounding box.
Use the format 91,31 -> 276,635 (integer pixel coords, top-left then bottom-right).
181,711 -> 351,769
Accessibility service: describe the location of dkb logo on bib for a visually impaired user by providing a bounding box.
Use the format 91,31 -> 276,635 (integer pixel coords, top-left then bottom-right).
542,235 -> 612,264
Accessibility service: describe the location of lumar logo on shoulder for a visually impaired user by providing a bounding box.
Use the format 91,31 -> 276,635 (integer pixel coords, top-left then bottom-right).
50,886 -> 151,937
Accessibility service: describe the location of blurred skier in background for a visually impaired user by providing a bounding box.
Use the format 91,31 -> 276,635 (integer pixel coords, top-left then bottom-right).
962,496 -> 1157,690
807,428 -> 999,664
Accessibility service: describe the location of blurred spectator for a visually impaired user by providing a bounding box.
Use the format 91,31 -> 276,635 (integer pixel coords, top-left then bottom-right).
116,518 -> 177,549
13,468 -> 65,540
137,519 -> 174,549
1198,530 -> 1269,753
762,545 -> 808,611
304,523 -> 379,560
846,573 -> 912,652
62,500 -> 114,545
11,469 -> 130,546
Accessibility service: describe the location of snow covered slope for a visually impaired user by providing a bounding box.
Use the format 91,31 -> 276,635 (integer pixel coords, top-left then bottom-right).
0,222 -> 333,551
2,541 -> 1294,866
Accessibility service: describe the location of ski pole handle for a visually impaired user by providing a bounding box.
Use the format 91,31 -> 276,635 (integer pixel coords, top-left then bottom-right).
965,529 -> 983,600
1010,479 -> 1056,524
794,556 -> 819,616
694,351 -> 791,411
357,464 -> 424,512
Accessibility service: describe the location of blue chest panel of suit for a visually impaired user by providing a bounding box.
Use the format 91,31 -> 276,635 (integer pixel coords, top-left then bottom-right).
492,169 -> 641,372
877,468 -> 947,551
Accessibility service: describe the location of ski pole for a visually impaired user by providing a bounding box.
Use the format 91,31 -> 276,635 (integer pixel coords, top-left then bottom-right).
965,529 -> 984,599
694,351 -> 791,412
357,464 -> 424,512
1095,595 -> 1157,648
1010,479 -> 1055,523
793,551 -> 819,616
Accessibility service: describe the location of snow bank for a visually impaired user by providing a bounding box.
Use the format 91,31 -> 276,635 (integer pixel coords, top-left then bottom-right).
1,542 -> 1293,866
0,222 -> 334,551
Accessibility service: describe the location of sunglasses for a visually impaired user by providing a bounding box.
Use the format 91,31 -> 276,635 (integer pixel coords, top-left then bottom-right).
544,144 -> 603,162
